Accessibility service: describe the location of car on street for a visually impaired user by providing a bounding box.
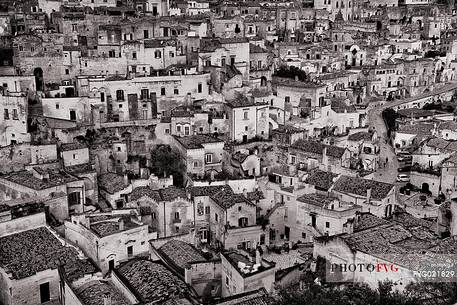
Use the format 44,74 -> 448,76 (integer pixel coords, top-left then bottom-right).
397,155 -> 412,162
397,174 -> 410,182
397,166 -> 411,172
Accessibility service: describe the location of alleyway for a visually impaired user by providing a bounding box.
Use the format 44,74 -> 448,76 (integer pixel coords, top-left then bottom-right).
368,103 -> 399,184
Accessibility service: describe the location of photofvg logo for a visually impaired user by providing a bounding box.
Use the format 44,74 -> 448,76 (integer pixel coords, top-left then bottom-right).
325,259 -> 404,283
325,254 -> 457,283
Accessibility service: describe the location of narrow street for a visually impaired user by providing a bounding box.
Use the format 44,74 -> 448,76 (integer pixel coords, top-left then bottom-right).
368,103 -> 399,184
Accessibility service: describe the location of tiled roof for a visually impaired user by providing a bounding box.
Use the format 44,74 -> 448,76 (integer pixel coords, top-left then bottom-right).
2,169 -> 78,190
189,185 -> 226,197
75,280 -> 130,305
305,169 -> 338,191
397,123 -> 435,135
159,187 -> 188,201
332,175 -> 394,200
397,108 -> 434,118
245,190 -> 265,201
296,193 -> 335,208
425,137 -> 449,150
317,71 -> 357,81
173,134 -> 224,149
158,240 -> 206,271
61,142 -> 88,151
215,288 -> 273,305
353,213 -> 390,232
220,37 -> 249,44
226,96 -> 268,108
249,43 -> 267,54
291,140 -> 347,158
391,210 -> 436,231
210,187 -> 255,209
65,163 -> 96,174
440,120 -> 457,131
347,131 -> 373,142
272,125 -> 304,135
116,259 -> 192,303
98,173 -> 129,194
90,217 -> 141,237
130,186 -> 162,202
0,227 -> 97,280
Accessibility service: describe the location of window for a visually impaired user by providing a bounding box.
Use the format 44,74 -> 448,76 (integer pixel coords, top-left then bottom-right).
127,245 -> 133,257
108,50 -> 115,58
215,213 -> 219,222
290,155 -> 296,164
243,111 -> 249,120
174,212 -> 180,219
176,125 -> 181,132
285,96 -> 290,103
56,103 -> 60,109
184,126 -> 190,135
198,83 -> 202,93
326,222 -> 330,228
205,153 -> 213,164
302,232 -> 306,239
205,206 -> 210,214
73,153 -> 77,160
226,276 -> 229,286
165,128 -> 170,134
19,45 -> 23,51
144,30 -> 149,39
65,69 -> 69,75
155,50 -> 162,58
161,87 -> 166,96
151,212 -> 156,219
193,161 -> 199,167
174,88 -> 179,95
4,109 -> 9,119
132,52 -> 137,59
141,89 -> 149,100
116,90 -> 125,101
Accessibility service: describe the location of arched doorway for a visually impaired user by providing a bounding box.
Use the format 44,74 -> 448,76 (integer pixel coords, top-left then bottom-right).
422,183 -> 430,194
34,67 -> 44,91
260,76 -> 267,87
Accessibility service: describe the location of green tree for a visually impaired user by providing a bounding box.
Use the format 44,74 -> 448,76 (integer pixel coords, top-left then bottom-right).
150,145 -> 185,187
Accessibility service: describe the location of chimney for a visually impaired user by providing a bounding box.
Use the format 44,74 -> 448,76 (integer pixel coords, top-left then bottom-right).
123,174 -> 129,186
322,146 -> 328,167
119,219 -> 124,231
255,246 -> 263,265
366,187 -> 372,203
103,293 -> 112,305
450,201 -> 457,237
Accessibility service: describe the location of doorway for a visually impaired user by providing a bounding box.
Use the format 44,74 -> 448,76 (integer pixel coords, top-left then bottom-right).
108,259 -> 115,271
284,226 -> 290,241
34,67 -> 44,91
40,282 -> 50,303
69,110 -> 76,121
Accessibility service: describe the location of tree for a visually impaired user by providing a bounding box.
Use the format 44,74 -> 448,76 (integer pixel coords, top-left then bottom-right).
274,66 -> 308,81
150,145 -> 185,186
